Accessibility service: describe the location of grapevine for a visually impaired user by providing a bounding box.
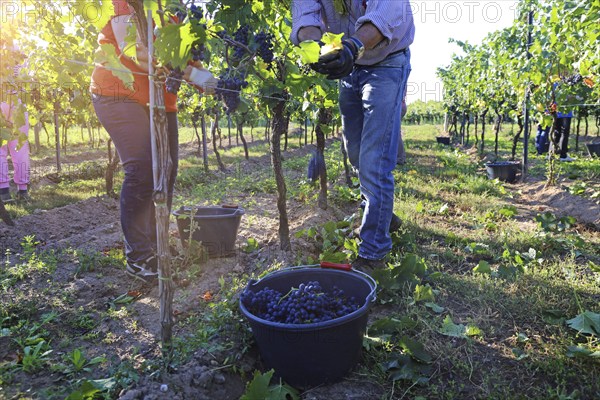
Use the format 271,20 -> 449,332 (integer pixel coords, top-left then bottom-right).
241,281 -> 361,324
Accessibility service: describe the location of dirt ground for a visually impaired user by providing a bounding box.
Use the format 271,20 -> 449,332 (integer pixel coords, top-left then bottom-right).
1,141 -> 599,400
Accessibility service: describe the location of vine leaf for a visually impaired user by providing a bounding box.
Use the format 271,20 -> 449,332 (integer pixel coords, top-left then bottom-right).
566,311 -> 600,336
154,23 -> 201,70
95,44 -> 135,90
297,41 -> 321,64
320,32 -> 344,56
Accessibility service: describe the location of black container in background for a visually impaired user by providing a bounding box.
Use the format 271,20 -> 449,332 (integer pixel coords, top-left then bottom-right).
436,136 -> 451,145
173,206 -> 244,258
586,143 -> 600,157
486,161 -> 521,183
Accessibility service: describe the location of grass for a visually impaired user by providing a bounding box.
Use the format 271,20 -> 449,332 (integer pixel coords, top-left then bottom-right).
1,122 -> 598,399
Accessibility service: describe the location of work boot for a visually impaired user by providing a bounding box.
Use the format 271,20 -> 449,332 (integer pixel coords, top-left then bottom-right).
0,188 -> 13,203
351,256 -> 386,275
15,190 -> 31,203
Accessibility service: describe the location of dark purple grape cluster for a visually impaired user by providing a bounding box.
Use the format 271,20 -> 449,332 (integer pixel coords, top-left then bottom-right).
232,25 -> 250,59
254,31 -> 274,63
165,68 -> 184,94
241,281 -> 361,324
562,73 -> 583,86
191,44 -> 206,62
215,69 -> 248,114
189,4 -> 203,22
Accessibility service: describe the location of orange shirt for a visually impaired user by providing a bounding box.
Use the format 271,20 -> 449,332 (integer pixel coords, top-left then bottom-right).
90,16 -> 177,112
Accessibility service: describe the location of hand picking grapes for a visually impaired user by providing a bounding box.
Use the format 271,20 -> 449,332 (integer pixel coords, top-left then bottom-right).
311,37 -> 364,80
291,1 -> 415,275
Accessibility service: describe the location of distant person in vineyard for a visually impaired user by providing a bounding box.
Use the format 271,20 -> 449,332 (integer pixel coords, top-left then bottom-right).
0,45 -> 31,203
90,0 -> 213,283
291,0 -> 414,273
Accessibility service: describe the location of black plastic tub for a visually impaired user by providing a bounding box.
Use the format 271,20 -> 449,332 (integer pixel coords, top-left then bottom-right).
486,161 -> 521,183
586,143 -> 600,157
436,136 -> 451,145
173,205 -> 244,257
239,264 -> 377,388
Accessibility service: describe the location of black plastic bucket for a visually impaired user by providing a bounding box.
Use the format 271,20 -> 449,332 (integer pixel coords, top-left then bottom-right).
586,142 -> 600,157
173,205 -> 244,257
486,161 -> 520,183
239,264 -> 377,388
436,136 -> 451,145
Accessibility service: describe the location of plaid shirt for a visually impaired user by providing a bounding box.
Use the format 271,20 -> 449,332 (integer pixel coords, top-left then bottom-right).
291,0 -> 415,65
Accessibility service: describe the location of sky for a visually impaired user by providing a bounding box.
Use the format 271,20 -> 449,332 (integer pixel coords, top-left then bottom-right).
406,0 -> 520,105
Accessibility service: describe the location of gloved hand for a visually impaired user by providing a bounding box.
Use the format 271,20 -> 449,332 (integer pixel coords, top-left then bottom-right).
311,38 -> 361,80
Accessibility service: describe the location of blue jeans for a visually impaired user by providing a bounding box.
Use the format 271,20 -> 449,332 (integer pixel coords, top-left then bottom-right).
339,49 -> 411,260
92,94 -> 179,264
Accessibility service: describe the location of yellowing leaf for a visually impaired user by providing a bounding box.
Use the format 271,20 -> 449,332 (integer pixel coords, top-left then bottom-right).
297,40 -> 321,64
320,32 -> 344,56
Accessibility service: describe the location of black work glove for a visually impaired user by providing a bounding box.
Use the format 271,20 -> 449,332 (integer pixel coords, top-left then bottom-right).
310,39 -> 360,80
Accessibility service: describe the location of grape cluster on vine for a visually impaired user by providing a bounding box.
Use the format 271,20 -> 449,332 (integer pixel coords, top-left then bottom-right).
254,31 -> 274,63
215,68 -> 248,114
562,73 -> 583,86
232,25 -> 250,59
165,68 -> 184,94
189,4 -> 203,22
241,280 -> 361,324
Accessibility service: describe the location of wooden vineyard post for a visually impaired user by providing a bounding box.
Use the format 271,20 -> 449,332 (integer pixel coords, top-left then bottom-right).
128,1 -> 174,348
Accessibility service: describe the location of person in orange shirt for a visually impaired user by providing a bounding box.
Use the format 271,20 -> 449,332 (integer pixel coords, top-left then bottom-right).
91,0 -> 212,282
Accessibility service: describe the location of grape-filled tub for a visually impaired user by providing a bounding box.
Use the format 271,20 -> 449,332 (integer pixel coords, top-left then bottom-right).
239,263 -> 377,388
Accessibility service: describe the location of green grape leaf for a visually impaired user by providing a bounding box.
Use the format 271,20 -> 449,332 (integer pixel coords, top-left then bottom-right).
473,260 -> 491,274
566,311 -> 600,336
425,302 -> 445,313
414,284 -> 435,302
297,41 -> 321,64
240,369 -> 273,400
439,315 -> 466,338
122,24 -> 138,59
155,23 -> 201,70
398,335 -> 432,363
95,44 -> 135,90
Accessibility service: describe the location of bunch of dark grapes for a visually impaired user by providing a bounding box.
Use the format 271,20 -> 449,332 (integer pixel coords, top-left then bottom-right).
191,43 -> 206,62
165,68 -> 184,94
215,71 -> 248,114
562,73 -> 583,86
254,31 -> 274,63
189,4 -> 203,22
232,25 -> 250,59
241,280 -> 361,324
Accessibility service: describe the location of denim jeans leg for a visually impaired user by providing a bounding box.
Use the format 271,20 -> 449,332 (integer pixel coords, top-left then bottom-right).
93,95 -> 157,263
339,51 -> 410,260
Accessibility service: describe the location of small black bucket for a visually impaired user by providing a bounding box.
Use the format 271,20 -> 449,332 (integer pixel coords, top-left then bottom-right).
239,263 -> 377,388
173,205 -> 244,258
586,142 -> 600,157
486,161 -> 521,183
436,136 -> 451,145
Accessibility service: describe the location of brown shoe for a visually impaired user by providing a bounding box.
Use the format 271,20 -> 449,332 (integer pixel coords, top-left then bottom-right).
351,256 -> 386,274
